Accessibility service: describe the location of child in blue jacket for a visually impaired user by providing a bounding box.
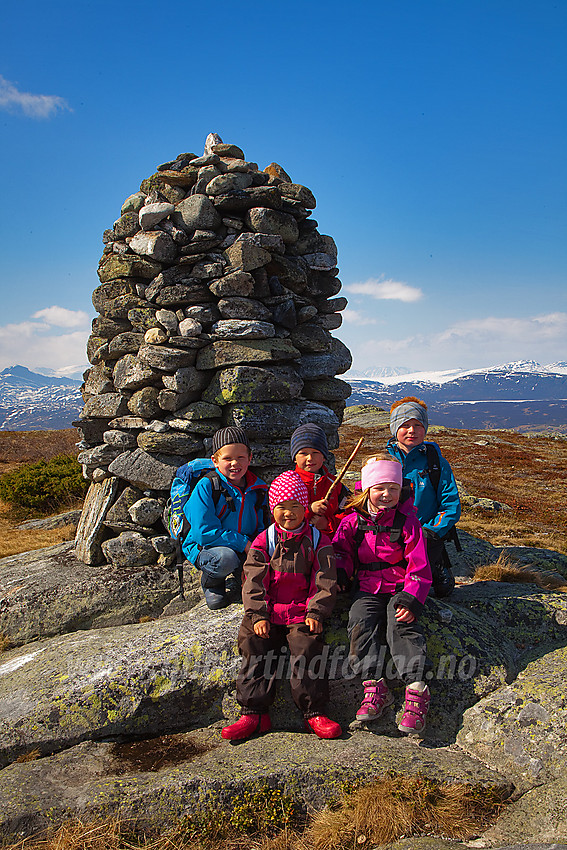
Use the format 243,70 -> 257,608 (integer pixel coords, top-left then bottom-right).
183,426 -> 268,610
386,397 -> 461,598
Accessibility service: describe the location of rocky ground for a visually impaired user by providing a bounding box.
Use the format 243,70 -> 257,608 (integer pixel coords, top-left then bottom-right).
1,413 -> 567,846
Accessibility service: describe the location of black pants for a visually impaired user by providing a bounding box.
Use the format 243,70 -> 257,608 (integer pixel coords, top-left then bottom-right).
236,615 -> 329,717
347,591 -> 429,684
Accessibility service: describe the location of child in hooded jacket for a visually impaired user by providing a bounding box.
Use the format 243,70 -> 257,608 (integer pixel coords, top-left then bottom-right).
290,423 -> 349,534
332,455 -> 432,735
386,396 -> 461,598
221,470 -> 341,742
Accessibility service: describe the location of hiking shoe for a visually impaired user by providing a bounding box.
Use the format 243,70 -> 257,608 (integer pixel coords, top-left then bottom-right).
201,573 -> 228,610
304,715 -> 342,739
226,567 -> 243,601
356,678 -> 394,722
432,561 -> 455,598
221,713 -> 271,741
398,682 -> 430,735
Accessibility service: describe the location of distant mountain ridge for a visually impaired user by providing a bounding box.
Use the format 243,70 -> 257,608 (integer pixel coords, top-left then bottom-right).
0,366 -> 82,431
346,361 -> 567,433
0,365 -> 81,389
1,362 -> 567,432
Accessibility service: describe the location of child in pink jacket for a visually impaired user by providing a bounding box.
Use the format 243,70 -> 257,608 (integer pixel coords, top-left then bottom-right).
332,455 -> 432,735
221,470 -> 341,742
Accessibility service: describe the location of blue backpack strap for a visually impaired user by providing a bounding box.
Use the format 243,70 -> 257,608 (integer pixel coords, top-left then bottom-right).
267,523 -> 278,557
266,523 -> 321,558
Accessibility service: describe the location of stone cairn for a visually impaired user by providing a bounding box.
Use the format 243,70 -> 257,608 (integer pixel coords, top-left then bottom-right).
74,134 -> 352,569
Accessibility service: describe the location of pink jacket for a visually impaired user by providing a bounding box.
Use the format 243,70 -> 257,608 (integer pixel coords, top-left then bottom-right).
332,502 -> 431,617
242,521 -> 337,626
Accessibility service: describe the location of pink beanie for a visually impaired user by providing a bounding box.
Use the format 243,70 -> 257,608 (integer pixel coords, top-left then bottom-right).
269,471 -> 310,514
361,460 -> 403,490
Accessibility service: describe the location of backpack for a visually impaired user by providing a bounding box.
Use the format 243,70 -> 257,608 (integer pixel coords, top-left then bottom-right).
265,522 -> 321,557
164,458 -> 233,598
422,444 -> 462,553
166,458 -> 233,543
164,459 -> 267,598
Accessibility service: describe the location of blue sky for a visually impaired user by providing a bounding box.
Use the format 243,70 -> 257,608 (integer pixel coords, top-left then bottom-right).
1,0 -> 565,378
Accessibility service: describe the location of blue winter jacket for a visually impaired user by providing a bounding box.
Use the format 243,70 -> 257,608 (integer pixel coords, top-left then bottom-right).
386,439 -> 461,539
182,469 -> 268,565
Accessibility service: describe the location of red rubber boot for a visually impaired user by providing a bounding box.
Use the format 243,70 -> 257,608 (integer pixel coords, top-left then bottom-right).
221,713 -> 271,741
304,715 -> 342,739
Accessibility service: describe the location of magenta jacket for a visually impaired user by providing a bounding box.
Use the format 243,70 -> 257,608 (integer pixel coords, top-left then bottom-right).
242,521 -> 337,626
332,502 -> 431,617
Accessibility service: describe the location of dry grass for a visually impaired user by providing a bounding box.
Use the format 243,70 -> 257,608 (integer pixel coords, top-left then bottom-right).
473,553 -> 567,591
15,749 -> 41,763
295,775 -> 504,849
0,500 -> 77,558
0,633 -> 14,653
0,775 -> 505,850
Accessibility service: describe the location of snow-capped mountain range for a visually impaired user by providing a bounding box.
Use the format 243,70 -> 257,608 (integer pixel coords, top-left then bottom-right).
345,361 -> 567,432
344,360 -> 567,385
1,361 -> 567,432
0,366 -> 82,431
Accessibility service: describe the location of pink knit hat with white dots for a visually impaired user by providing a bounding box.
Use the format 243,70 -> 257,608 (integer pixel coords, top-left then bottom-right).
268,470 -> 310,514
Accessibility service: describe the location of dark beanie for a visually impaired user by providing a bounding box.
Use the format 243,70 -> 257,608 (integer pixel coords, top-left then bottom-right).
290,423 -> 329,461
212,426 -> 250,454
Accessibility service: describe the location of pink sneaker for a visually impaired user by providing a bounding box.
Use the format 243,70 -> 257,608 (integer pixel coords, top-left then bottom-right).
356,678 -> 394,722
398,683 -> 430,735
221,713 -> 271,740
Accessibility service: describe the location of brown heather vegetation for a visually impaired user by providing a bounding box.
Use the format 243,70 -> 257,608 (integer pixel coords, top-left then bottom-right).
0,430 -> 80,558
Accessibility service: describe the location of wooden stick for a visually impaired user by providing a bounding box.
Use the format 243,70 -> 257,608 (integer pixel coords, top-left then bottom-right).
324,437 -> 364,500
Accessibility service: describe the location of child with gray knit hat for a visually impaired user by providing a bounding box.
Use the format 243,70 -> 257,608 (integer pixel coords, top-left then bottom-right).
386,397 -> 461,598
290,423 -> 349,535
182,425 -> 268,610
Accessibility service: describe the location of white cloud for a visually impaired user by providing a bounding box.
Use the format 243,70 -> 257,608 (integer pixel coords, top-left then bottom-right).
0,75 -> 71,119
437,313 -> 567,344
0,308 -> 90,373
337,312 -> 567,373
342,309 -> 378,325
346,277 -> 423,303
32,306 -> 90,328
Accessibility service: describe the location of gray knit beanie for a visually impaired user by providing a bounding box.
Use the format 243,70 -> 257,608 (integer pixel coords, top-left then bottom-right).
290,423 -> 329,461
390,400 -> 428,437
212,426 -> 250,454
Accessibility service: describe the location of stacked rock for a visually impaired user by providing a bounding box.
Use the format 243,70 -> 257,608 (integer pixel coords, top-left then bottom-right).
74,134 -> 351,567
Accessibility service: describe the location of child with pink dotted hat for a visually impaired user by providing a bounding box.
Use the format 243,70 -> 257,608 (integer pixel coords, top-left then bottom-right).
222,470 -> 341,741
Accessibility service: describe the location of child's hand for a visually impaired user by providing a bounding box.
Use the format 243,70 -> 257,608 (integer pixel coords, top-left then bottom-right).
253,619 -> 270,637
310,499 -> 329,516
311,515 -> 328,531
305,616 -> 322,634
395,606 -> 415,624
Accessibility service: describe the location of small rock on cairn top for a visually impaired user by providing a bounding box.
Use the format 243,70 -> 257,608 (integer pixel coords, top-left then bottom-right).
75,134 -> 352,567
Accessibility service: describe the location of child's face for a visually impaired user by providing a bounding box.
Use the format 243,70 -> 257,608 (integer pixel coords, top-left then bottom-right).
368,482 -> 401,511
295,448 -> 325,473
396,419 -> 426,452
212,443 -> 251,485
273,500 -> 305,531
